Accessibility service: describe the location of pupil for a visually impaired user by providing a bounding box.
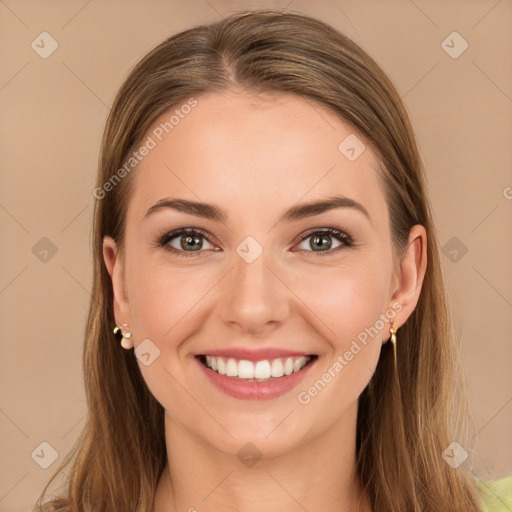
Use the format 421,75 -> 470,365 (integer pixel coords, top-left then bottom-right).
182,234 -> 202,251
312,234 -> 331,251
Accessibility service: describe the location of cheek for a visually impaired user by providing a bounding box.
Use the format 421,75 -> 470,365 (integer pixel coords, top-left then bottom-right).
129,263 -> 214,340
290,261 -> 390,346
292,263 -> 389,397
126,259 -> 215,411
282,265 -> 389,431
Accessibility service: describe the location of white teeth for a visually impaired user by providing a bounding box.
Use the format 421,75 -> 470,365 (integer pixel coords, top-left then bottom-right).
217,357 -> 226,375
226,358 -> 238,376
254,360 -> 271,379
271,358 -> 285,378
202,355 -> 312,380
238,360 -> 254,379
293,356 -> 307,372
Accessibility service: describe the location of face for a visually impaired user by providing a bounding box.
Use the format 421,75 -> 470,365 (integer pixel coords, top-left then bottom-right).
104,89 -> 422,458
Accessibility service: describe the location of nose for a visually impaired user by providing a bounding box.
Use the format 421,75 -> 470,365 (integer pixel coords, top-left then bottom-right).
218,248 -> 290,335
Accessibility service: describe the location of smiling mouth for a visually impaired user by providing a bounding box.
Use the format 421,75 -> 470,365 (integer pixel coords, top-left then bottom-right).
196,354 -> 318,382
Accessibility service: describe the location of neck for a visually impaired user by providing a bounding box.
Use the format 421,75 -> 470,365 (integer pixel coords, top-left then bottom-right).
152,401 -> 371,512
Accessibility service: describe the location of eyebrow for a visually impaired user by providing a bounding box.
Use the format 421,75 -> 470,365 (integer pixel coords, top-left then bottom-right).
144,195 -> 370,224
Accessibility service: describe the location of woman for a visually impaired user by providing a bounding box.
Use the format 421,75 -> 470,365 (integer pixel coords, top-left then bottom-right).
34,9 -> 511,512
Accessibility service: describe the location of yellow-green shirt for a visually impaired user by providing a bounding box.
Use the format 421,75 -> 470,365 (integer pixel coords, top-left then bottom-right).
478,475 -> 512,511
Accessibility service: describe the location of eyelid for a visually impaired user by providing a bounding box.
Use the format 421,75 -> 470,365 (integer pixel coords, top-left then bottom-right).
291,226 -> 352,245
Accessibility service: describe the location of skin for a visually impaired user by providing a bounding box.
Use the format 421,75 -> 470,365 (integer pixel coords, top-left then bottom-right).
103,89 -> 427,512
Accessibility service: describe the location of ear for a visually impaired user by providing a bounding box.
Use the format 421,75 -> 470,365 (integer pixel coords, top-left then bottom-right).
383,224 -> 427,343
103,236 -> 131,325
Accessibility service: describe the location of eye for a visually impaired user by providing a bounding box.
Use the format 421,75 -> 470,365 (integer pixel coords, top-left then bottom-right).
294,228 -> 353,256
155,228 -> 217,257
154,227 -> 353,258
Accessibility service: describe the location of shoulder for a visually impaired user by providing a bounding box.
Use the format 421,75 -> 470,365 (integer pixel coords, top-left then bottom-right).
477,475 -> 512,512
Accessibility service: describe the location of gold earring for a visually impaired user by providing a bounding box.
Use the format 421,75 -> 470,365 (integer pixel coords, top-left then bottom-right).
113,324 -> 134,350
389,322 -> 398,364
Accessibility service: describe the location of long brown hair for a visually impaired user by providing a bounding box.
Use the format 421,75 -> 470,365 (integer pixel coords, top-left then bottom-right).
35,10 -> 483,511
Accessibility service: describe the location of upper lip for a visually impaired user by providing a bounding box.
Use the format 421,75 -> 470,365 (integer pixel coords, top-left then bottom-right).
197,348 -> 316,362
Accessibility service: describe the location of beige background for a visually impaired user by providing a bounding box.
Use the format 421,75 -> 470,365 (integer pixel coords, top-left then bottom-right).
1,0 -> 511,510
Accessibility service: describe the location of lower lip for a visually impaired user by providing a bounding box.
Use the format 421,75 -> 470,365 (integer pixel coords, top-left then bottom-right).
195,356 -> 316,401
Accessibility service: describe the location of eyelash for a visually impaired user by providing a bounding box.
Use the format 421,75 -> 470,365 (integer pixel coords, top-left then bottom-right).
153,227 -> 354,258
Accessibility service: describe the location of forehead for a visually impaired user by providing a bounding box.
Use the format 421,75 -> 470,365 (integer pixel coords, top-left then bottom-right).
126,90 -> 387,227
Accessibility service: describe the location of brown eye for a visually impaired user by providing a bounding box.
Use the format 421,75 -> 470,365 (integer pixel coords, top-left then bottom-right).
295,228 -> 352,255
156,228 -> 216,257
173,233 -> 208,251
